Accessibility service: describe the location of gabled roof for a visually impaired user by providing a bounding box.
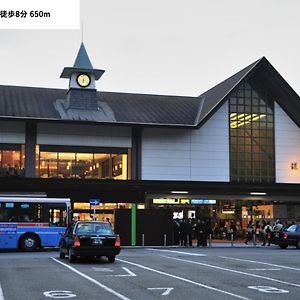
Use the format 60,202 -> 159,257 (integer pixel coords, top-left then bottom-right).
195,57 -> 300,127
0,85 -> 201,126
196,58 -> 262,126
0,57 -> 300,128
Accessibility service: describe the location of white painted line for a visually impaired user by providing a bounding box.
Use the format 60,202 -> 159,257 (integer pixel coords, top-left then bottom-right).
147,249 -> 206,256
92,267 -> 113,272
51,258 -> 131,300
111,267 -> 136,277
0,283 -> 4,300
116,258 -> 251,300
248,268 -> 281,271
219,256 -> 300,272
163,255 -> 300,288
148,287 -> 174,296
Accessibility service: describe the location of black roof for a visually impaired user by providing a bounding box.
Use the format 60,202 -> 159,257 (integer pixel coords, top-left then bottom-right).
1,57 -> 300,128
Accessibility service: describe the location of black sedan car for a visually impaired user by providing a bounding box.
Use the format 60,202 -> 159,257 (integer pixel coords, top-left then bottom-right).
59,221 -> 121,263
271,223 -> 300,249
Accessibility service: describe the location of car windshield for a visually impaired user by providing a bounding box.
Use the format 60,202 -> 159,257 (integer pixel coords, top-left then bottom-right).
286,224 -> 297,232
75,222 -> 114,235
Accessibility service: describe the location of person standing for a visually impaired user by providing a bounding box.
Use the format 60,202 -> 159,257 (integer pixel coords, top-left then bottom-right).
245,221 -> 254,244
262,221 -> 273,246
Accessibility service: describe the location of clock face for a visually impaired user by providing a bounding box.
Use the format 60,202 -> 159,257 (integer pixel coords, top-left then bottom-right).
77,73 -> 91,87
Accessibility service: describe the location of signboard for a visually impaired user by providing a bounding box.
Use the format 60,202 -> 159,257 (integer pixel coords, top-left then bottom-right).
190,199 -> 216,205
89,199 -> 100,206
153,199 -> 179,204
0,224 -> 17,235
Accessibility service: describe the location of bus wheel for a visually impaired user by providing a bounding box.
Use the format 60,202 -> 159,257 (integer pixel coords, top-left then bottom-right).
20,234 -> 39,251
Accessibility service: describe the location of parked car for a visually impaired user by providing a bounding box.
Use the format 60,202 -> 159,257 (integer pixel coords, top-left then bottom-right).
59,221 -> 121,263
271,223 -> 300,249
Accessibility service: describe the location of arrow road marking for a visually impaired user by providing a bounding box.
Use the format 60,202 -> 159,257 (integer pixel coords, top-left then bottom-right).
148,287 -> 174,296
111,267 -> 136,277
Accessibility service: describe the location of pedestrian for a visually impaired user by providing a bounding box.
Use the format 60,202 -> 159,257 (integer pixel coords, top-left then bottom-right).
262,221 -> 273,246
186,219 -> 193,246
173,218 -> 180,245
254,220 -> 261,244
229,221 -> 237,241
195,219 -> 207,247
245,221 -> 254,244
179,219 -> 187,246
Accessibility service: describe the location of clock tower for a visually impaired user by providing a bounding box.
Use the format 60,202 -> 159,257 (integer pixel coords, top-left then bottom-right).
60,43 -> 105,110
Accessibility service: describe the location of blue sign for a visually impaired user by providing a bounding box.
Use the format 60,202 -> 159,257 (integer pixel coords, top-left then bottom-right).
89,199 -> 101,205
191,199 -> 216,205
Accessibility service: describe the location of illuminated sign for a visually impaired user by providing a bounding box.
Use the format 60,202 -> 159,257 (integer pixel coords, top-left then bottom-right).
153,199 -> 179,204
180,199 -> 190,204
190,200 -> 216,205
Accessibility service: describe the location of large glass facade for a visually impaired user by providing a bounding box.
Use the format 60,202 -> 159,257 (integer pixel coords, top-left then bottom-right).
229,82 -> 275,183
0,144 -> 25,177
37,147 -> 128,180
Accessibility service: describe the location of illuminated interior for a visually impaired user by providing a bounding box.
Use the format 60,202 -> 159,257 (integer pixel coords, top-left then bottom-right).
0,144 -> 25,177
37,149 -> 128,180
229,82 -> 275,183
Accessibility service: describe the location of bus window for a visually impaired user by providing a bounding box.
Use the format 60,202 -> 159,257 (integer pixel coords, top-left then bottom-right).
19,203 -> 39,222
48,205 -> 67,226
0,202 -> 16,222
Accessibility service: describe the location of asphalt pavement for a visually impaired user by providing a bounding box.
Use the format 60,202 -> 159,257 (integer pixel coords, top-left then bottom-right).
0,246 -> 299,300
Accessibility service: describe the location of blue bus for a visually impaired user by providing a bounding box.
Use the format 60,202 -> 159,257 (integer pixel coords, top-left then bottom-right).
0,196 -> 71,251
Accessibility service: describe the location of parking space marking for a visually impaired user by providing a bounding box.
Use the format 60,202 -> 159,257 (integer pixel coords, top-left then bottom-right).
0,283 -> 4,300
163,255 -> 300,288
147,249 -> 206,256
111,267 -> 136,277
219,256 -> 300,272
51,258 -> 131,300
248,268 -> 281,271
116,258 -> 251,300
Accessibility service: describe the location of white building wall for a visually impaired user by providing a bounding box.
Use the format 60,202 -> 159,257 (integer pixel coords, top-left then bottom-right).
142,102 -> 230,181
275,103 -> 300,183
37,123 -> 132,148
0,121 -> 25,143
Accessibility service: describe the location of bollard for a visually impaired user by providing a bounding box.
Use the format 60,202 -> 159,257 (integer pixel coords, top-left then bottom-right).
231,233 -> 234,247
187,235 -> 189,247
164,234 -> 167,247
142,233 -> 145,247
209,234 -> 212,248
253,234 -> 256,247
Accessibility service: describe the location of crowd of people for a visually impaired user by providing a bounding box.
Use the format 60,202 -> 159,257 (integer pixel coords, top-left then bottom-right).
173,218 -> 296,247
173,218 -> 212,247
244,219 -> 292,246
0,164 -> 24,177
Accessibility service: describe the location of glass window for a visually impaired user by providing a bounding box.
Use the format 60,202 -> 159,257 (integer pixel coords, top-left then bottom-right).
76,153 -> 93,179
0,145 -> 24,177
38,148 -> 128,180
229,82 -> 275,183
40,152 -> 58,178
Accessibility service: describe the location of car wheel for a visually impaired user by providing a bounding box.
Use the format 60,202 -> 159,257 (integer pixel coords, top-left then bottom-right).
297,240 -> 300,249
279,244 -> 288,249
108,256 -> 115,263
68,250 -> 76,263
59,246 -> 65,259
20,234 -> 39,251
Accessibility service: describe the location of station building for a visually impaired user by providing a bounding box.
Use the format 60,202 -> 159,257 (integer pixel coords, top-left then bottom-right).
1,43 -> 300,238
